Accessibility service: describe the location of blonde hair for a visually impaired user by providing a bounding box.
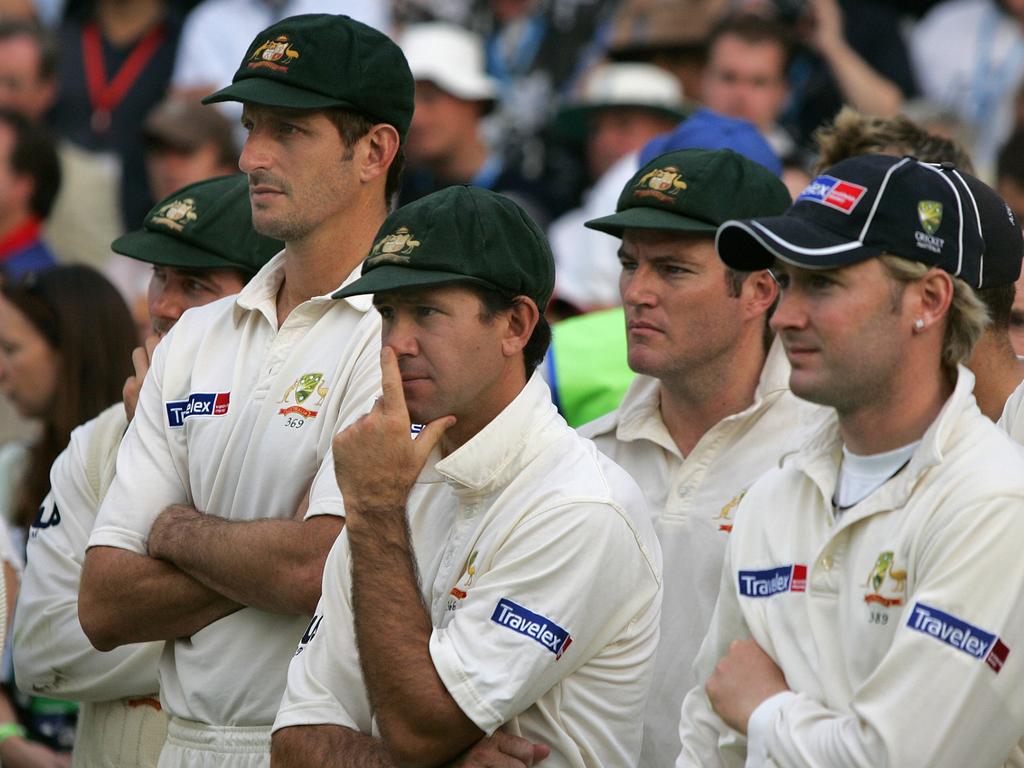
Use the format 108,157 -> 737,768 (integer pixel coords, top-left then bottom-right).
814,107 -> 974,174
879,255 -> 990,366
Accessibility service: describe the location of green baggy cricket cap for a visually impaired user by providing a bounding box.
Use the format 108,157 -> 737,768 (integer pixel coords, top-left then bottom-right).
585,148 -> 792,237
203,14 -> 414,141
111,174 -> 283,274
333,186 -> 555,310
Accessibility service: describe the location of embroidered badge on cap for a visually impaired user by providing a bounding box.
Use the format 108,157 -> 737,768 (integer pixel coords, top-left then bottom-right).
248,34 -> 300,72
491,598 -> 573,660
366,226 -> 421,268
151,197 -> 198,232
166,392 -> 230,428
797,175 -> 868,214
738,564 -> 808,597
907,602 -> 1010,673
634,165 -> 688,203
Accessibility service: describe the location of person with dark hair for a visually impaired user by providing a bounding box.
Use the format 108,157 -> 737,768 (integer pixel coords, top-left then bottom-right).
78,14 -> 411,767
271,185 -> 662,767
701,14 -> 797,154
12,174 -> 281,768
576,148 -> 827,767
0,107 -> 61,283
0,19 -> 58,124
996,127 -> 1024,222
0,264 -> 136,765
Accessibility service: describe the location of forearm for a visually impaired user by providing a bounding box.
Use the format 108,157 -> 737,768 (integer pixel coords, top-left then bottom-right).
348,509 -> 482,767
79,546 -> 240,651
271,724 -> 392,768
149,506 -> 341,615
820,41 -> 903,116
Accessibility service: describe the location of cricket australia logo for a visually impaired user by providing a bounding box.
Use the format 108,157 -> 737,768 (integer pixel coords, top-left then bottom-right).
366,227 -> 421,268
447,550 -> 478,612
915,199 -> 945,254
864,550 -> 907,608
151,197 -> 198,232
712,491 -> 745,533
278,372 -> 328,421
634,165 -> 688,202
918,200 -> 942,235
248,35 -> 300,72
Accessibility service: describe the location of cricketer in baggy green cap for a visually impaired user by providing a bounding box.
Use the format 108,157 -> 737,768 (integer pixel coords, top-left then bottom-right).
584,148 -> 792,236
112,174 -> 283,275
202,14 -> 415,142
333,185 -> 555,310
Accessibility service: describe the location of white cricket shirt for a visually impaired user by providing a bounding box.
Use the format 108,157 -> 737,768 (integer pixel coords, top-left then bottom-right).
677,368 -> 1024,768
580,339 -> 827,768
274,374 -> 663,767
89,252 -> 382,727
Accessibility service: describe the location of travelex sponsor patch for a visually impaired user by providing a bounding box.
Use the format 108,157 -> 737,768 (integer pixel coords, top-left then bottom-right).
798,175 -> 868,214
738,564 -> 807,598
907,602 -> 1010,673
166,392 -> 230,428
491,598 -> 573,660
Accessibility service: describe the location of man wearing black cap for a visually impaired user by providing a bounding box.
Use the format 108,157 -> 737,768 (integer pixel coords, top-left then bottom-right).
13,174 -> 280,768
79,14 -> 412,767
577,147 -> 827,768
677,155 -> 1024,767
271,186 -> 662,768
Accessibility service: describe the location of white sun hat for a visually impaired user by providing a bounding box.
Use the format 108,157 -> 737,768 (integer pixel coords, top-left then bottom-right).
400,22 -> 499,103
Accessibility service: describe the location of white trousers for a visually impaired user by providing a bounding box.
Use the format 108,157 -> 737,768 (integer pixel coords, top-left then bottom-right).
156,717 -> 271,768
71,696 -> 168,768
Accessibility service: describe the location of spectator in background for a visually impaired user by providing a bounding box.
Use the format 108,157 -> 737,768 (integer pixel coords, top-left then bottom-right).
397,22 -> 549,223
700,14 -> 796,155
142,95 -> 237,201
911,0 -> 1024,177
604,0 -> 729,107
996,128 -> 1024,221
12,174 -> 281,768
0,20 -> 57,124
0,265 -> 135,766
0,108 -> 60,284
772,0 -> 913,146
551,62 -> 689,184
1011,270 -> 1024,355
52,0 -> 183,231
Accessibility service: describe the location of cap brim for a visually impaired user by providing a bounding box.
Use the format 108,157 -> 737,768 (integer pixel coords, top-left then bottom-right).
112,229 -> 251,272
332,265 -> 501,300
203,76 -> 355,110
552,103 -> 690,143
584,206 -> 718,237
715,216 -> 883,272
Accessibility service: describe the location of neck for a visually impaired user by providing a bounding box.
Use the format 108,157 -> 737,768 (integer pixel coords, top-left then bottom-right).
95,0 -> 163,45
658,333 -> 767,457
427,136 -> 489,185
440,366 -> 528,456
275,191 -> 388,323
965,330 -> 1024,420
838,361 -> 954,454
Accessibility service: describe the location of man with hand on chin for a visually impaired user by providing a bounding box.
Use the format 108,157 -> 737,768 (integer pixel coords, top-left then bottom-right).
271,185 -> 662,768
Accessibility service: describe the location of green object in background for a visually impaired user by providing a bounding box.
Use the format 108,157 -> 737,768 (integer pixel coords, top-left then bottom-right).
548,307 -> 634,428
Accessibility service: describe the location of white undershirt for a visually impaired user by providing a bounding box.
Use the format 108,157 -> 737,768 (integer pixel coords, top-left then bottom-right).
832,441 -> 920,512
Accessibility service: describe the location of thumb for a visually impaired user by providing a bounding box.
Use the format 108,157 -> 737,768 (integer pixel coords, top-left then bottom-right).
532,743 -> 551,763
414,414 -> 456,455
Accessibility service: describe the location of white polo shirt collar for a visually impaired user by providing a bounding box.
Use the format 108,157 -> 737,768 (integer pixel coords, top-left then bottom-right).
434,374 -> 562,496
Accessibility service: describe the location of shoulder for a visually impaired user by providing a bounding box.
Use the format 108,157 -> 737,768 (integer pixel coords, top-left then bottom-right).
577,408 -> 620,441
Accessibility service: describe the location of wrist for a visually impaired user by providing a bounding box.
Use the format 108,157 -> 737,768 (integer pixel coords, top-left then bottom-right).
0,722 -> 27,754
149,505 -> 199,559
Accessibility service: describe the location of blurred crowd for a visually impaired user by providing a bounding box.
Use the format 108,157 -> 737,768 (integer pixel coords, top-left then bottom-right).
1,0 -> 1024,762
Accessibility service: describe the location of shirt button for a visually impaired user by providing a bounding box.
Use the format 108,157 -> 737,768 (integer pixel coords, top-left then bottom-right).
677,487 -> 689,498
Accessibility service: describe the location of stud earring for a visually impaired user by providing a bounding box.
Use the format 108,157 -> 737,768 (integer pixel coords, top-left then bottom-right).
913,318 -> 925,332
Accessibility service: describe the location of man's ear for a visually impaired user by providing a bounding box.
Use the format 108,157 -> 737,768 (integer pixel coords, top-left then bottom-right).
740,269 -> 779,321
357,123 -> 400,185
501,296 -> 540,359
907,267 -> 955,335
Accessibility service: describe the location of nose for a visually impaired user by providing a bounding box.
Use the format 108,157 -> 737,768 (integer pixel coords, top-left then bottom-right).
149,284 -> 186,329
238,130 -> 269,174
381,313 -> 419,358
769,286 -> 806,334
620,264 -> 657,308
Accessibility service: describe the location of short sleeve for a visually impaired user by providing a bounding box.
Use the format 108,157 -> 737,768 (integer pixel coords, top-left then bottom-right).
429,502 -> 661,735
